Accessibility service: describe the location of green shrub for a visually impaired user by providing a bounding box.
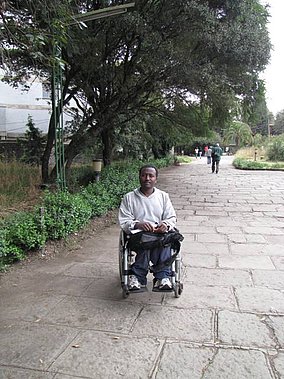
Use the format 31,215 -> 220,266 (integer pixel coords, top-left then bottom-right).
0,210 -> 47,267
0,228 -> 25,268
175,155 -> 192,164
233,157 -> 284,170
5,211 -> 46,250
82,183 -> 116,217
67,165 -> 97,192
0,157 -> 175,269
267,135 -> 284,161
43,191 -> 93,239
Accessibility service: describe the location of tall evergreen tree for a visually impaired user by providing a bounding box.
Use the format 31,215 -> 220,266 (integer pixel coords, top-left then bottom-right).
1,0 -> 271,182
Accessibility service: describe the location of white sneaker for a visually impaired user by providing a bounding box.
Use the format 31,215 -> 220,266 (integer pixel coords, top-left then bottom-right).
154,278 -> 172,290
129,275 -> 141,290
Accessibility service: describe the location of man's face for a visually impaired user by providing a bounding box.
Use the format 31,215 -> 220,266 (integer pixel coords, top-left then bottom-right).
139,167 -> 157,191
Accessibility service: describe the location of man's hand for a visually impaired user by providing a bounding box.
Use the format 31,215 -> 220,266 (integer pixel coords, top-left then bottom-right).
134,221 -> 168,233
154,223 -> 168,233
135,222 -> 155,232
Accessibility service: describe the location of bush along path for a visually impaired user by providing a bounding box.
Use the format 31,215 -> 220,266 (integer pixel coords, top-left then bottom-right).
0,157 -> 173,270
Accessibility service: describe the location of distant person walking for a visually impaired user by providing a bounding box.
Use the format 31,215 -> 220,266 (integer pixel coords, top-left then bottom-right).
194,147 -> 199,159
198,148 -> 202,159
204,145 -> 209,155
211,143 -> 223,174
207,146 -> 212,164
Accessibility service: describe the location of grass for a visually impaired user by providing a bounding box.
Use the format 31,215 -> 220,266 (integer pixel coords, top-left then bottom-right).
0,161 -> 42,217
175,155 -> 193,164
233,147 -> 284,171
234,147 -> 266,160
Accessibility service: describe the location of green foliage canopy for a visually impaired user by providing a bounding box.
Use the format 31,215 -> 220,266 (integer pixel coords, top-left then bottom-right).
224,121 -> 253,147
0,0 -> 272,179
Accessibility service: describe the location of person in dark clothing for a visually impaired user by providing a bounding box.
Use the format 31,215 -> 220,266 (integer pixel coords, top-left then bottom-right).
211,143 -> 223,174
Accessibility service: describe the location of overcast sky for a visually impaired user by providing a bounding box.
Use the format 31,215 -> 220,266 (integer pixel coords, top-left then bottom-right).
260,0 -> 284,116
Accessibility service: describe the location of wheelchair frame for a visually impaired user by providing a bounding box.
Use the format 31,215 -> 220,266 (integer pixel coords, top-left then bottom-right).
118,230 -> 183,298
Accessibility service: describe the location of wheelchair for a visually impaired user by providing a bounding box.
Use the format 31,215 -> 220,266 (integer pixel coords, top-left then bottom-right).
118,230 -> 183,299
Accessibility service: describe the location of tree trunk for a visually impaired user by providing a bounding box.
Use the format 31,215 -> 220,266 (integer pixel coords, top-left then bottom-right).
101,128 -> 114,166
41,72 -> 74,183
41,113 -> 55,183
152,145 -> 161,159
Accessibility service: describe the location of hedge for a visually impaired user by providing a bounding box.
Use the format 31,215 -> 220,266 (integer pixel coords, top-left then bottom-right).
0,157 -> 173,269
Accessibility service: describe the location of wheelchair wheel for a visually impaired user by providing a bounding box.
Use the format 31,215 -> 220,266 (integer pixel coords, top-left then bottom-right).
122,284 -> 130,298
174,282 -> 183,298
173,250 -> 183,298
119,230 -> 134,298
119,239 -> 123,283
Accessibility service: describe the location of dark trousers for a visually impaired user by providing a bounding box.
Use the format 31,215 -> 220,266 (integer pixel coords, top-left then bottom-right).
131,246 -> 171,285
212,159 -> 220,173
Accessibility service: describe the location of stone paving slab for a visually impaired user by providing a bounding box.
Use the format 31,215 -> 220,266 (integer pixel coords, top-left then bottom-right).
62,261 -> 118,278
251,270 -> 284,289
0,291 -> 65,322
156,344 -> 275,379
243,226 -> 284,235
0,367 -> 55,379
266,316 -> 284,347
202,349 -> 273,379
165,285 -> 237,311
184,267 -> 252,287
181,241 -> 230,255
83,277 -> 166,305
262,244 -> 284,256
218,255 -> 275,270
273,353 -> 284,377
131,306 -> 213,342
227,234 -> 247,243
245,234 -> 268,243
155,344 -> 216,379
0,321 -> 78,370
217,310 -> 276,348
235,287 -> 284,313
1,157 -> 284,378
42,297 -> 143,333
197,233 -> 227,243
184,254 -> 217,268
50,331 -> 162,379
266,235 -> 284,245
230,243 -> 267,255
271,256 -> 284,270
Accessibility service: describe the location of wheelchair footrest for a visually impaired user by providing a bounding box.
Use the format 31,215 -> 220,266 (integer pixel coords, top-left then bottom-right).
152,287 -> 173,293
128,286 -> 148,293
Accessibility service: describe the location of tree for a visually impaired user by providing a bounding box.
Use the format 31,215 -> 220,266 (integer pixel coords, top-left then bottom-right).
273,110 -> 284,135
1,0 -> 272,183
20,116 -> 45,166
224,121 -> 253,148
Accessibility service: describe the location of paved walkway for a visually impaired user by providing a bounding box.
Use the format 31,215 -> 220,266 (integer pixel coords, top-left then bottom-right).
1,156 -> 284,379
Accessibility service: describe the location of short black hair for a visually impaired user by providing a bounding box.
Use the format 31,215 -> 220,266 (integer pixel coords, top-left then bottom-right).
139,164 -> 158,177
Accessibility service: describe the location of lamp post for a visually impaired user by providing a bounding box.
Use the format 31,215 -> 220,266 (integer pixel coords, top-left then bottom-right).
52,3 -> 135,190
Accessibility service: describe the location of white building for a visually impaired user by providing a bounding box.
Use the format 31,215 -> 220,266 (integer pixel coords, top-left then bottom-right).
0,72 -> 53,140
0,73 -> 73,140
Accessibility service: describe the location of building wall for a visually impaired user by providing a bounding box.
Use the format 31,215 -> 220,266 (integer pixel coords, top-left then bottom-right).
0,76 -> 51,139
0,74 -> 73,140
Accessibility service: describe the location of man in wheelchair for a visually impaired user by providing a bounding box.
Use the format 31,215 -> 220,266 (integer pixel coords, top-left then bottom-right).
118,164 -> 177,291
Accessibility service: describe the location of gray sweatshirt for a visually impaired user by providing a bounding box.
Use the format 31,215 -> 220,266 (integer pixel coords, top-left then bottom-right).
118,187 -> 177,233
